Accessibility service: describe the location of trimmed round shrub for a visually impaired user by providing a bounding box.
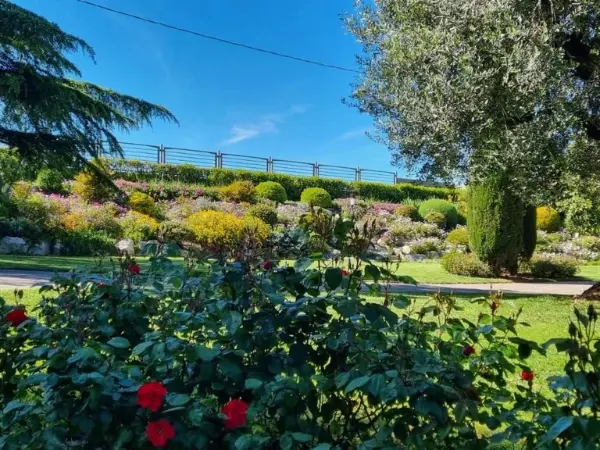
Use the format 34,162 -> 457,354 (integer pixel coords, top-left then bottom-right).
219,181 -> 256,203
256,181 -> 287,204
118,211 -> 159,242
580,235 -> 600,252
527,254 -> 578,279
521,205 -> 537,261
128,192 -> 156,216
394,204 -> 420,221
185,210 -> 270,253
446,227 -> 469,247
246,204 -> 278,226
441,253 -> 493,277
35,168 -> 65,194
536,206 -> 561,232
468,175 -> 524,275
424,211 -> 446,228
301,187 -> 332,208
418,199 -> 459,228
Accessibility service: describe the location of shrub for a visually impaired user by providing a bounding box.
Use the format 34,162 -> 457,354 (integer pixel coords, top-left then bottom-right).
128,191 -> 156,216
185,210 -> 270,255
527,254 -> 578,279
410,238 -> 442,255
521,205 -> 537,261
115,179 -> 205,201
255,181 -> 287,204
11,181 -> 33,199
394,204 -> 420,221
468,175 -> 524,275
383,219 -> 442,246
219,180 -> 256,203
424,211 -> 447,228
580,235 -> 600,252
337,198 -> 369,219
0,218 -> 43,244
157,221 -> 193,244
56,229 -> 116,256
246,204 -> 278,226
72,170 -> 114,203
300,187 -> 332,207
418,199 -> 459,228
441,252 -> 493,277
119,211 -> 159,242
35,168 -> 65,194
536,206 -> 561,232
446,227 -> 469,247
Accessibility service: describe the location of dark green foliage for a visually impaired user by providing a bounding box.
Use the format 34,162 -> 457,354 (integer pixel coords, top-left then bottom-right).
56,229 -> 115,256
423,211 -> 446,228
301,187 -> 333,208
105,159 -> 456,202
521,205 -> 537,262
246,204 -> 278,226
526,255 -> 578,280
0,218 -> 43,244
0,1 -> 176,172
468,175 -> 525,275
35,168 -> 65,194
441,252 -> 492,277
255,181 -> 287,204
418,199 -> 459,228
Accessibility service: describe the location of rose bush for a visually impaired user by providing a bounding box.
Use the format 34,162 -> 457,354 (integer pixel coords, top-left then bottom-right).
0,216 -> 599,448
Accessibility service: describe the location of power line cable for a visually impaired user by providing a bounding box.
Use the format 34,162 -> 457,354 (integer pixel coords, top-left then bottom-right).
75,0 -> 360,74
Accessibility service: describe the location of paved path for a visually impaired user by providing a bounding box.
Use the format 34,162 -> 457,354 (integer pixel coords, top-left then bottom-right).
0,270 -> 594,297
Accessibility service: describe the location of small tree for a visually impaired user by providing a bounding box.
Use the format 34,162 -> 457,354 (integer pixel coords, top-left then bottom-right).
0,1 -> 176,171
468,174 -> 524,275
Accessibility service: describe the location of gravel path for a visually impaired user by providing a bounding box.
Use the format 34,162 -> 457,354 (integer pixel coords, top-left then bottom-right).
0,270 -> 593,297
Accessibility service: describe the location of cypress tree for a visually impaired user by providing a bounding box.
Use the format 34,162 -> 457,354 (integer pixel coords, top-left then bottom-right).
521,205 -> 537,262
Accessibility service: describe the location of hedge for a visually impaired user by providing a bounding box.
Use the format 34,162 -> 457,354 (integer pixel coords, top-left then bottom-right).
104,159 -> 455,202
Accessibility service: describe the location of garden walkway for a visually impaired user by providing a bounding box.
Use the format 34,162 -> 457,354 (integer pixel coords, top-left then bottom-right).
0,270 -> 594,297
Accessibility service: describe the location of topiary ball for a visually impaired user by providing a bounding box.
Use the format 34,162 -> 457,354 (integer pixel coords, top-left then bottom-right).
424,211 -> 447,228
446,227 -> 469,247
300,187 -> 332,208
246,204 -> 278,226
536,206 -> 561,232
255,181 -> 287,204
394,204 -> 420,221
418,199 -> 459,228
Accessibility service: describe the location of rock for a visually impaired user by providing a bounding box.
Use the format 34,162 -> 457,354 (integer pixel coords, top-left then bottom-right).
427,251 -> 440,259
401,245 -> 412,255
0,236 -> 28,254
116,238 -> 135,256
392,247 -> 404,256
404,254 -> 425,262
30,241 -> 51,256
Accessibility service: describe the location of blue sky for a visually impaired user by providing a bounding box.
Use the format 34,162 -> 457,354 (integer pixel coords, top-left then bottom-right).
16,0 -> 400,176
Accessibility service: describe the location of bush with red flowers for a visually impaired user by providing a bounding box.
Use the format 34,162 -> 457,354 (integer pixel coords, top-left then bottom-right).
1,215 -> 600,448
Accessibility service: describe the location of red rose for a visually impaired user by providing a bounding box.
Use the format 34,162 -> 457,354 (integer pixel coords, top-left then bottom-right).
222,399 -> 248,429
491,301 -> 499,312
342,270 -> 349,276
128,264 -> 141,275
137,382 -> 167,412
521,370 -> 535,381
462,345 -> 475,357
146,419 -> 175,448
263,260 -> 272,271
5,309 -> 28,326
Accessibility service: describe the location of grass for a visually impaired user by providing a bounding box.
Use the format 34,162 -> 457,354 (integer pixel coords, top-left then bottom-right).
2,287 -> 576,389
1,255 -> 599,285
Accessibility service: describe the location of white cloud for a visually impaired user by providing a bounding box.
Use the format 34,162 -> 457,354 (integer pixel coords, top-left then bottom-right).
223,104 -> 310,145
338,128 -> 369,140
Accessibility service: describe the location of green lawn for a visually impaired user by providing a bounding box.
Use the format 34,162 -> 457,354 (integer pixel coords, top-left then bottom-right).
2,287 -> 575,389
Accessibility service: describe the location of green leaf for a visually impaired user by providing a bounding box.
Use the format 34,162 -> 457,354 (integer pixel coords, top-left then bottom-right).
166,393 -> 190,407
541,416 -> 574,443
292,432 -> 312,443
344,375 -> 370,393
107,337 -> 130,349
392,295 -> 410,309
196,345 -> 220,361
368,374 -> 386,397
225,311 -> 243,335
132,341 -> 154,356
113,429 -> 133,450
220,358 -> 244,381
312,445 -> 331,450
235,435 -> 254,450
245,378 -> 263,390
280,434 -> 293,450
324,267 -> 343,290
364,264 -> 380,282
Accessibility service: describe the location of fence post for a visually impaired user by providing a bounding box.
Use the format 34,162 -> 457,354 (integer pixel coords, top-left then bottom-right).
216,152 -> 223,169
313,163 -> 319,177
355,167 -> 361,182
267,157 -> 273,173
393,171 -> 398,184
